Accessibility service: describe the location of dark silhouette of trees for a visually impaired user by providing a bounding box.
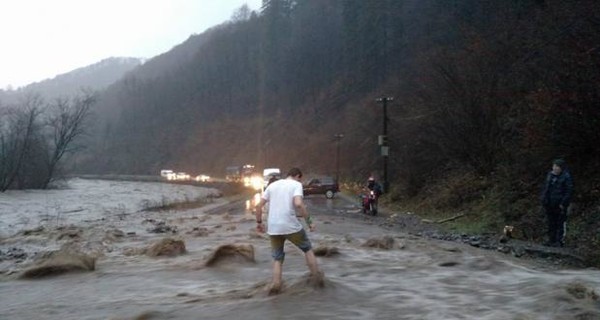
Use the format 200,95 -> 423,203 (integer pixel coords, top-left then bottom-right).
0,92 -> 95,190
43,93 -> 95,187
0,95 -> 43,191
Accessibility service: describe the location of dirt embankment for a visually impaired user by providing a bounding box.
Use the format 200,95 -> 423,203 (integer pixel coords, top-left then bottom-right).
383,212 -> 587,269
337,192 -> 589,269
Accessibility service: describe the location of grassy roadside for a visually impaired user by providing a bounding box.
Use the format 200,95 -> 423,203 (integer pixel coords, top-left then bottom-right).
362,170 -> 600,267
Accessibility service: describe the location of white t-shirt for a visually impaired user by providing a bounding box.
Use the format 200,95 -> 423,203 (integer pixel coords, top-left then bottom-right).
262,177 -> 304,235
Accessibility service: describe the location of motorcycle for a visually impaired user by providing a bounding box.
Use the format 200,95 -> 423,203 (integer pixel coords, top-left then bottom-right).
360,189 -> 378,216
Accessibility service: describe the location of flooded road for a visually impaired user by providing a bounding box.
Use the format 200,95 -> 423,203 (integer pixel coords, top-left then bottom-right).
1,180 -> 599,319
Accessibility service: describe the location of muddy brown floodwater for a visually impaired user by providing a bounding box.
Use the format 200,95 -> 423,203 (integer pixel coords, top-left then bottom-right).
1,180 -> 599,320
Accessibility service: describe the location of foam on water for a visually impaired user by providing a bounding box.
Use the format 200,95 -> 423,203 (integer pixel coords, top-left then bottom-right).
1,180 -> 599,320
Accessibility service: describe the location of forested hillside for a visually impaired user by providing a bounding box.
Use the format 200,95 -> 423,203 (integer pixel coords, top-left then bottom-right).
77,0 -> 600,261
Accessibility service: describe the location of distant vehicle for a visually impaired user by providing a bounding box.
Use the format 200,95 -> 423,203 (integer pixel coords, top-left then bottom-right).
160,170 -> 176,180
195,174 -> 210,182
241,164 -> 256,187
263,168 -> 281,189
175,172 -> 190,181
225,166 -> 241,182
249,174 -> 263,191
303,176 -> 339,199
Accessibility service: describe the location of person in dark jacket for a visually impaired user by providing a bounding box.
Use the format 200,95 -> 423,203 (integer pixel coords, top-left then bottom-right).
367,176 -> 383,197
541,159 -> 573,247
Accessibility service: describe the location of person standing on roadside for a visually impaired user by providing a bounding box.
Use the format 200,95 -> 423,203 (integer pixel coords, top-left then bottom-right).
255,167 -> 322,294
541,159 -> 574,247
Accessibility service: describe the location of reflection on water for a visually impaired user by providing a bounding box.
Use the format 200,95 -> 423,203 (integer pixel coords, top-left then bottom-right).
1,189 -> 600,320
326,198 -> 334,210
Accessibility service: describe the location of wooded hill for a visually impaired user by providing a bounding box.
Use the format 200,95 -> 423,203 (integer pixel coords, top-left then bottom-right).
77,0 -> 599,261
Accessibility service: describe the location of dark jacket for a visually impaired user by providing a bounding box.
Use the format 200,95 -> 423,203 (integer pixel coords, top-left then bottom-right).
541,170 -> 573,208
367,181 -> 383,196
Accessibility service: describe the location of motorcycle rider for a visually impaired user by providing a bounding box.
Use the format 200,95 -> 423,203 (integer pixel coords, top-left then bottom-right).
367,176 -> 383,197
362,176 -> 383,215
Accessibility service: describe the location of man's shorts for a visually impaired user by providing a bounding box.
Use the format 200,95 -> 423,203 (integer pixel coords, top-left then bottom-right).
269,229 -> 312,261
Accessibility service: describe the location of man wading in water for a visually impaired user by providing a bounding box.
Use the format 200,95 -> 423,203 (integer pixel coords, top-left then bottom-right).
255,167 -> 323,295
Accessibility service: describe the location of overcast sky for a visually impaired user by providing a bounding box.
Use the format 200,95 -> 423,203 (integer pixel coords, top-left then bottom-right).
0,0 -> 262,89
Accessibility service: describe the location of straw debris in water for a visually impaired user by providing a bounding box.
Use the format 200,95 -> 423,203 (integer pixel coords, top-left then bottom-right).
146,238 -> 186,257
204,243 -> 255,267
19,250 -> 96,279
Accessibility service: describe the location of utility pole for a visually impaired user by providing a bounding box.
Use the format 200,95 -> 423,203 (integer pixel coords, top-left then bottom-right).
376,97 -> 393,193
334,134 -> 344,183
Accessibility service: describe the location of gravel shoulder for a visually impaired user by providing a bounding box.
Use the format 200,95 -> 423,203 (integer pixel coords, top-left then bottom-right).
334,192 -> 589,270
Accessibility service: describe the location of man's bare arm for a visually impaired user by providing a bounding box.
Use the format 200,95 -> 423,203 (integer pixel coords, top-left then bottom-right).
294,196 -> 315,231
255,198 -> 266,232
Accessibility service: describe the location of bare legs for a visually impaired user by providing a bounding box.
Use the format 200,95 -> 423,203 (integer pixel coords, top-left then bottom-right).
268,260 -> 283,295
269,250 -> 322,295
305,249 -> 324,287
304,250 -> 319,275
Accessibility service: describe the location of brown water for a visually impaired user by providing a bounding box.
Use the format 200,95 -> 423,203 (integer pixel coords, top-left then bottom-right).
1,182 -> 600,320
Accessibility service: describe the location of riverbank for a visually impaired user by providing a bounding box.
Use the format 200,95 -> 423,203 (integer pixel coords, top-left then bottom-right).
335,191 -> 590,270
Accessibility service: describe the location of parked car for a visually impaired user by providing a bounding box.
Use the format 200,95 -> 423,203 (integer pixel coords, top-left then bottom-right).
303,176 -> 339,199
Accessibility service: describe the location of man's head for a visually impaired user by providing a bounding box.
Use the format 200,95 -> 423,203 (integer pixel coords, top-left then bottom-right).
367,176 -> 376,189
552,158 -> 565,175
287,167 -> 303,180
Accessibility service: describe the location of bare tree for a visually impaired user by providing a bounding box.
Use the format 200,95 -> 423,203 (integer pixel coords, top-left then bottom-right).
0,94 -> 44,191
41,92 -> 96,188
0,91 -> 96,191
230,4 -> 253,22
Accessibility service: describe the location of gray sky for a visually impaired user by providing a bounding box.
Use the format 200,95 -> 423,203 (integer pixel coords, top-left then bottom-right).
0,0 -> 262,89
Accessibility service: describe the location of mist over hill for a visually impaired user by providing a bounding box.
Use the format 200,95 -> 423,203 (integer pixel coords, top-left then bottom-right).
0,57 -> 142,104
26,57 -> 143,98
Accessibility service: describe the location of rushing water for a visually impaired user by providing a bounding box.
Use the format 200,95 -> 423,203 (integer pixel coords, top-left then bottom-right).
1,180 -> 599,320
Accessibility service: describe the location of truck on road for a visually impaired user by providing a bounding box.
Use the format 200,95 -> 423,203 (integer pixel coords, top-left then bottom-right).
263,168 -> 281,189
